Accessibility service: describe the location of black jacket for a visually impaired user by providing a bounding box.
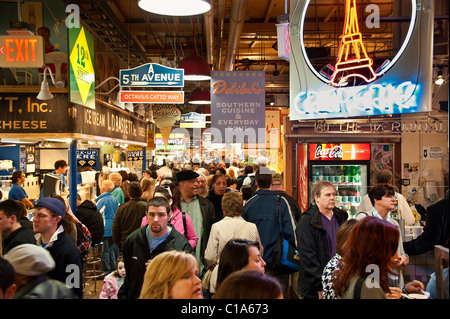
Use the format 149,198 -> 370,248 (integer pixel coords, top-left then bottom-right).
76,200 -> 105,245
46,231 -> 84,299
118,226 -> 194,299
296,205 -> 348,299
2,226 -> 36,255
206,189 -> 229,224
14,275 -> 78,299
404,196 -> 449,255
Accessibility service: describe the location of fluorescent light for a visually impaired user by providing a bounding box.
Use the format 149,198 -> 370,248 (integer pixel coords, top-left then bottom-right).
138,0 -> 211,16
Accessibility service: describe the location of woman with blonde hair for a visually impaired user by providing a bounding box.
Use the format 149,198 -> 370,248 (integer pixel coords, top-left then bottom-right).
139,250 -> 202,299
108,173 -> 124,204
140,177 -> 156,202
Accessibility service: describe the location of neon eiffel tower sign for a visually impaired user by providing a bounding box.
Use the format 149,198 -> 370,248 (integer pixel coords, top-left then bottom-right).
330,0 -> 377,86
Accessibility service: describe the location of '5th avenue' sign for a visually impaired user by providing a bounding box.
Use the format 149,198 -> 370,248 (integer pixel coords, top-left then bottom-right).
120,63 -> 184,88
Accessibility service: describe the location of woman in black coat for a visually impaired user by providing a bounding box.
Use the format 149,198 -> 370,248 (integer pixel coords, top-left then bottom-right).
206,173 -> 229,224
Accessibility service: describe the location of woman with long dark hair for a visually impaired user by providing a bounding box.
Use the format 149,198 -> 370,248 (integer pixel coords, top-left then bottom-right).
333,216 -> 401,299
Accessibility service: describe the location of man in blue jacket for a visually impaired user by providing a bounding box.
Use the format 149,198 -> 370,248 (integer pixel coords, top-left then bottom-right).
296,180 -> 348,299
242,167 -> 297,285
96,180 -> 119,275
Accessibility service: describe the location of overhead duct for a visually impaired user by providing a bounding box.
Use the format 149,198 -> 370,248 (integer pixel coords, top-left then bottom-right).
215,0 -> 225,70
204,8 -> 214,66
224,0 -> 248,71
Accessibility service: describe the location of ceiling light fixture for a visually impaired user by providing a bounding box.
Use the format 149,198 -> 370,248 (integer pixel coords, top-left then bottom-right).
138,0 -> 211,16
435,70 -> 444,85
188,87 -> 211,104
37,66 -> 65,100
178,18 -> 211,81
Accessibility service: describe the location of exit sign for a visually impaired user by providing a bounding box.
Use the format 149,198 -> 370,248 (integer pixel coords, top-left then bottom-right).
0,35 -> 44,67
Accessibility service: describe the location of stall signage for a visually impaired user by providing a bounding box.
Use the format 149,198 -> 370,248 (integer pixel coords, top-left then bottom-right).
0,94 -> 75,133
180,112 -> 206,128
210,71 -> 266,145
75,101 -> 147,144
68,26 -> 95,109
309,143 -> 370,161
289,0 -> 433,120
127,149 -> 144,161
120,63 -> 184,87
155,133 -> 185,150
0,35 -> 44,67
77,149 -> 98,167
119,91 -> 184,104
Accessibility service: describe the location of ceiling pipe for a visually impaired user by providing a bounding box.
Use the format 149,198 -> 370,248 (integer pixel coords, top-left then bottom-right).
215,0 -> 225,70
224,0 -> 248,71
204,8 -> 214,66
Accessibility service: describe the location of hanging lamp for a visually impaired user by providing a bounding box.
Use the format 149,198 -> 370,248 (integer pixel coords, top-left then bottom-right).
178,18 -> 211,81
189,87 -> 211,104
138,0 -> 211,16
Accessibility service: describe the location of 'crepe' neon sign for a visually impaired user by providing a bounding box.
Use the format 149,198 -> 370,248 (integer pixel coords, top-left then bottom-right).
294,81 -> 419,115
330,0 -> 376,86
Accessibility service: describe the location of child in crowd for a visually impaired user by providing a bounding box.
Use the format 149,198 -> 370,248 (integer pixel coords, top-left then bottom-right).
99,256 -> 125,299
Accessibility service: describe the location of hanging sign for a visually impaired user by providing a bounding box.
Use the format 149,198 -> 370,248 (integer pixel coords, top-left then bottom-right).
289,0 -> 433,120
180,112 -> 206,128
210,71 -> 266,145
68,26 -> 95,109
119,90 -> 184,103
120,63 -> 184,87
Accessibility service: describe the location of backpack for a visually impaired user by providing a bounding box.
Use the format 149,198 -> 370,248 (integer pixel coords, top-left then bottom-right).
249,175 -> 258,192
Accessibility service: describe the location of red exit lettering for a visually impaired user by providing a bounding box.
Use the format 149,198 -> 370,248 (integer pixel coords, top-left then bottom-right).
5,38 -> 38,62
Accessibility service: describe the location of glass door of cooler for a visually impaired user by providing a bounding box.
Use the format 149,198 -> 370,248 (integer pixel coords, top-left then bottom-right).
311,163 -> 368,218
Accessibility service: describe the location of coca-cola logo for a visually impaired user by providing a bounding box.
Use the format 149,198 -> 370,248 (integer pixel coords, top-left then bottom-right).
315,145 -> 343,159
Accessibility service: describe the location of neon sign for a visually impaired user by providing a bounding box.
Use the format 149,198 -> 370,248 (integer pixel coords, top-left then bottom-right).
289,0 -> 432,120
330,0 -> 377,86
294,81 -> 419,115
298,0 -> 417,85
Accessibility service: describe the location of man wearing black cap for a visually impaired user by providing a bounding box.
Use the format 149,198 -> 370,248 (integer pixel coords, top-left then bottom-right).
176,170 -> 215,275
32,197 -> 83,299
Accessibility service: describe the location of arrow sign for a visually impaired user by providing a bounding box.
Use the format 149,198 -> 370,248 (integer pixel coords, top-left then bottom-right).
120,63 -> 184,88
423,150 -> 427,158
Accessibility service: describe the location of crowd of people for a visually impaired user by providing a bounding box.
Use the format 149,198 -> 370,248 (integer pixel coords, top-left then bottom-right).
0,159 -> 448,300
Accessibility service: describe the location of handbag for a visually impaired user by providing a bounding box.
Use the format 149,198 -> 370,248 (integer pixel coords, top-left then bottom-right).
201,261 -> 217,290
201,220 -> 249,290
271,195 -> 300,274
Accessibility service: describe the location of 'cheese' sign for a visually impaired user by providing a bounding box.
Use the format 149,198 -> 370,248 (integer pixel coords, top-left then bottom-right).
0,35 -> 44,67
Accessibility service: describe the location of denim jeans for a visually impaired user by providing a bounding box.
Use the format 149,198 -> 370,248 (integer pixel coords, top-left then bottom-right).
102,236 -> 120,275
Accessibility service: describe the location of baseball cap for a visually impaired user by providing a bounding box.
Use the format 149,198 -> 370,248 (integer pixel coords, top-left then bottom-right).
34,197 -> 66,218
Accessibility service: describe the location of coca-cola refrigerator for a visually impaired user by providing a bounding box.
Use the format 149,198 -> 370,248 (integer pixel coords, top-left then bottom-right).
298,143 -> 371,218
